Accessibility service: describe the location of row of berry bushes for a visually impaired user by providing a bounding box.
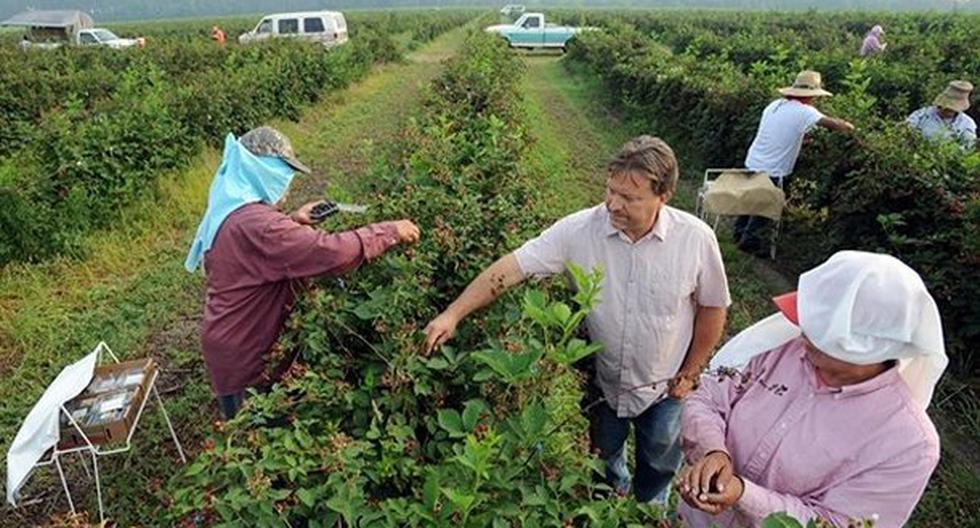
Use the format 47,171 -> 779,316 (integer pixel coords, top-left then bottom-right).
0,9 -> 479,156
564,16 -> 979,377
0,12 -> 474,267
164,30 -> 667,526
554,10 -> 979,125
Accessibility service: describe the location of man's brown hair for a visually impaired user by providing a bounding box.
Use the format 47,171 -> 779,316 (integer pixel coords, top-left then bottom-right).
607,135 -> 678,196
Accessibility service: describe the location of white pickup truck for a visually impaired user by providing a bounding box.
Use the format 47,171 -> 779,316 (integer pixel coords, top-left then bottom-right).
72,28 -> 145,49
3,10 -> 144,50
484,13 -> 593,50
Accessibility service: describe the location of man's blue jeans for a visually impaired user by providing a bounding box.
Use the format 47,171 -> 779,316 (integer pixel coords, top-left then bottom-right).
592,397 -> 683,504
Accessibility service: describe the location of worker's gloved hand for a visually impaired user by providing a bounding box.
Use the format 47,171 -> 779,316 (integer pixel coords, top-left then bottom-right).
392,219 -> 421,245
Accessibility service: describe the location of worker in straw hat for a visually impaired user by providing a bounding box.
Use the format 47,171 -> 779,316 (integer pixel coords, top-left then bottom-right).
906,80 -> 976,149
736,71 -> 855,258
676,251 -> 946,527
185,126 -> 420,419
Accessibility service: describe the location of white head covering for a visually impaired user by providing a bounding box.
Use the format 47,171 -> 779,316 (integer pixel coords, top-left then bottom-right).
711,251 -> 948,409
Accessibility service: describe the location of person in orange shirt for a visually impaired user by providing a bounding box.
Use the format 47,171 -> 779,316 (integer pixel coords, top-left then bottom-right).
211,25 -> 226,45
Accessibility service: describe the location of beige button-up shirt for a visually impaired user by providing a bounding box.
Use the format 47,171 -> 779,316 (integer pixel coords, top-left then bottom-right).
514,204 -> 731,418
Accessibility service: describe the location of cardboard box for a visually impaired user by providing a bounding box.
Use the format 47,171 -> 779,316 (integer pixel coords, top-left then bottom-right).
58,358 -> 157,449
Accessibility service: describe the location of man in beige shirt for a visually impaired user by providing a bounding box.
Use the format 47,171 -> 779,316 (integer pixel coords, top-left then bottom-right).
423,135 -> 730,504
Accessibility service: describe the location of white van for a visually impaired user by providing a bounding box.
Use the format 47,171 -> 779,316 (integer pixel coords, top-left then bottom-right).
238,11 -> 348,47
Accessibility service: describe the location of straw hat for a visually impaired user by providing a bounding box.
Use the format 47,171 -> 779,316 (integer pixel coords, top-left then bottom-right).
934,80 -> 973,112
778,70 -> 833,97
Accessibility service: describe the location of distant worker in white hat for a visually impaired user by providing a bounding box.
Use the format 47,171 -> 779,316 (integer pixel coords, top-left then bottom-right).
736,70 -> 855,257
676,250 -> 946,527
906,80 -> 976,149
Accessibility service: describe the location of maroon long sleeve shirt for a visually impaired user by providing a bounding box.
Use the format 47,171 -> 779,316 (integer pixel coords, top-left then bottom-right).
201,203 -> 399,396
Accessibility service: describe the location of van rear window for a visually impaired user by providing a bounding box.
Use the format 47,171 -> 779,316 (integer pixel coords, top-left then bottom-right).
303,17 -> 325,33
278,19 -> 299,34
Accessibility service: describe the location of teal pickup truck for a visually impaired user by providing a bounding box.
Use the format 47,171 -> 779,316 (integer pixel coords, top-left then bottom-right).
484,13 -> 593,50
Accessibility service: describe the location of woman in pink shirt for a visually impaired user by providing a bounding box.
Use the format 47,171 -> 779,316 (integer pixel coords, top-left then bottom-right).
677,251 -> 946,527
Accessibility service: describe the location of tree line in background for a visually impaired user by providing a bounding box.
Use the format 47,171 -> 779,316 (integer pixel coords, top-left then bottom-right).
1,0 -> 977,24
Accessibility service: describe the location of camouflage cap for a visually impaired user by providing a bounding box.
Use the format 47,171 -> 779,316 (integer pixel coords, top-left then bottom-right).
239,126 -> 312,174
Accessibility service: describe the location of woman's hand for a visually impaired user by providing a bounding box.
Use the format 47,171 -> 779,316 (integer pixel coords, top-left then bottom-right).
291,201 -> 322,225
678,451 -> 743,514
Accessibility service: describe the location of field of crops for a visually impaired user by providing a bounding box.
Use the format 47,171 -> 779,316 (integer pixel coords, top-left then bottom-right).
560,10 -> 980,380
0,10 -> 474,266
0,7 -> 977,528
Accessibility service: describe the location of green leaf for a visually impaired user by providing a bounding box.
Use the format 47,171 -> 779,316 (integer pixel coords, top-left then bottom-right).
426,357 -> 450,370
270,488 -> 292,501
454,434 -> 498,480
524,289 -> 548,309
762,512 -> 805,528
522,289 -> 551,326
184,462 -> 206,477
437,409 -> 466,437
473,369 -> 494,382
559,474 -> 578,492
575,505 -> 601,522
567,262 -> 589,291
519,401 -> 547,439
462,399 -> 486,430
472,347 -> 542,384
413,378 -> 433,395
352,287 -> 389,320
551,302 -> 572,326
423,470 -> 441,509
442,487 -> 476,512
553,337 -> 602,365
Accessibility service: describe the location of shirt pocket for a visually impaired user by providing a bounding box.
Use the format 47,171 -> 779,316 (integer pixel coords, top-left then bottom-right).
646,268 -> 696,316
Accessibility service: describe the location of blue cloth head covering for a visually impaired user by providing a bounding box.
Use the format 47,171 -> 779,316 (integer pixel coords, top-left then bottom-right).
184,133 -> 296,272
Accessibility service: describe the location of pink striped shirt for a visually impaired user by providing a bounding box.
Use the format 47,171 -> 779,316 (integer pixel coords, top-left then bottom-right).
860,34 -> 884,57
679,338 -> 940,527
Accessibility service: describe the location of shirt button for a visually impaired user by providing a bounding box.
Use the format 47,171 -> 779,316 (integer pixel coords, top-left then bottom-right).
780,423 -> 787,429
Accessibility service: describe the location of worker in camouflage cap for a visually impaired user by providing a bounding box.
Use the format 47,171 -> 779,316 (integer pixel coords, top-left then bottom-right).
239,126 -> 312,175
186,125 -> 420,419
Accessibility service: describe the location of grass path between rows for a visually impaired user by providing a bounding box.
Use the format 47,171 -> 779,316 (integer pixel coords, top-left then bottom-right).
518,54 -> 977,527
0,29 -> 465,526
